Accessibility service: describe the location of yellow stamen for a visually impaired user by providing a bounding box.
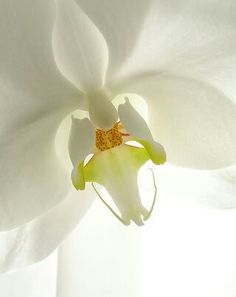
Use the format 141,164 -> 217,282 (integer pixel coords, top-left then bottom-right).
96,122 -> 125,151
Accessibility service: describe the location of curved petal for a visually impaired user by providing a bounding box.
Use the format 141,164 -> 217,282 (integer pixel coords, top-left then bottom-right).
83,145 -> 150,225
0,0 -> 80,109
115,74 -> 236,169
132,139 -> 166,166
0,187 -> 94,273
118,98 -> 166,165
109,0 -> 236,103
69,116 -> 95,190
87,90 -> 118,130
69,117 -> 95,167
118,98 -> 152,140
53,0 -> 108,92
157,164 -> 236,209
0,0 -> 84,230
75,0 -> 153,81
0,110 -> 75,231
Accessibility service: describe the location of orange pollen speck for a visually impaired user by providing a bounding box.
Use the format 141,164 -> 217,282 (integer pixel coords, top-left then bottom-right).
96,122 -> 128,151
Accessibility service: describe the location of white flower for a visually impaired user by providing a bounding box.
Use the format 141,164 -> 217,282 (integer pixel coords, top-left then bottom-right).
0,0 -> 235,272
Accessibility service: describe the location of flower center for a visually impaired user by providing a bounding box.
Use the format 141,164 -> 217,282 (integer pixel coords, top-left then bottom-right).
96,122 -> 129,151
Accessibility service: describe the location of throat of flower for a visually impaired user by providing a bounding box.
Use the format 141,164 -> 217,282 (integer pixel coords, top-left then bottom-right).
95,122 -> 129,151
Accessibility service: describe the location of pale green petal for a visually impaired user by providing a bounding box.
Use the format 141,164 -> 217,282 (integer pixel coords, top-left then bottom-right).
83,145 -> 150,225
132,138 -> 166,165
71,162 -> 86,191
53,0 -> 108,92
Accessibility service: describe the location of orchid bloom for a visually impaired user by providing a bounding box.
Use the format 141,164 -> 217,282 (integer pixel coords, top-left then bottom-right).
0,0 -> 235,273
67,93 -> 166,226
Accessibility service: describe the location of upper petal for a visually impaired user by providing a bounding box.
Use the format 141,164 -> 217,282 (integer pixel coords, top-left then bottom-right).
115,75 -> 236,169
0,0 -> 82,141
0,0 -> 80,109
109,0 -> 236,103
75,0 -> 153,81
52,0 -> 109,92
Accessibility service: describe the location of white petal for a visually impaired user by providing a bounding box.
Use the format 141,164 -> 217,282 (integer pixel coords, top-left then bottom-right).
118,98 -> 166,164
0,187 -> 94,272
0,0 -> 85,230
118,98 -> 153,140
0,110 -> 73,230
0,0 -> 80,109
86,90 -> 118,129
53,0 -> 108,92
68,116 -> 95,190
112,0 -> 236,99
115,75 -> 236,169
0,253 -> 57,296
157,164 -> 236,209
69,117 -> 95,167
76,0 -> 153,80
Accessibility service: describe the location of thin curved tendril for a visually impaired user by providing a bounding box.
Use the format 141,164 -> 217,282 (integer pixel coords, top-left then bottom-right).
144,168 -> 157,221
91,167 -> 157,225
92,183 -> 126,225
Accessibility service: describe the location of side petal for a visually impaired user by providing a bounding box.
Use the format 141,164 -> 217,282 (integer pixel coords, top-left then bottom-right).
132,138 -> 166,165
0,0 -> 82,147
68,117 -> 95,190
0,187 -> 94,273
52,0 -> 109,92
0,1 -> 86,229
0,111 -> 72,231
118,98 -> 166,165
118,98 -> 153,140
68,117 -> 95,167
116,74 -> 236,169
76,0 -> 153,80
